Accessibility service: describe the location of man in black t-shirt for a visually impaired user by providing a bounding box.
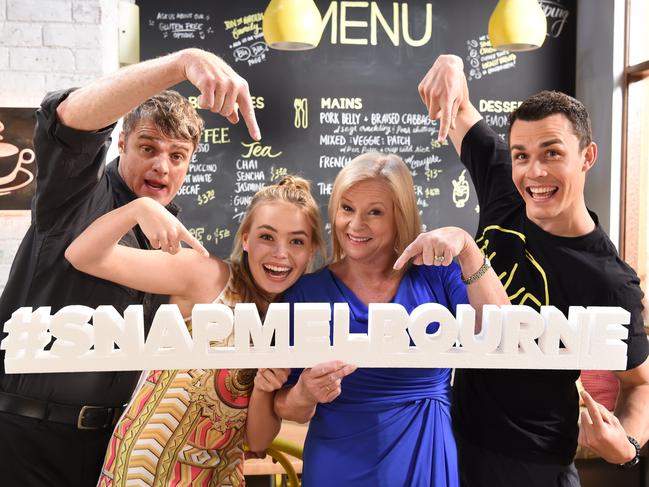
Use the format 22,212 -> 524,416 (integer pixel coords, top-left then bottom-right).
418,55 -> 649,486
0,49 -> 260,486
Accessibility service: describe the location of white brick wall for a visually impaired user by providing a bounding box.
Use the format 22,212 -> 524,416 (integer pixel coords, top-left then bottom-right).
0,72 -> 46,106
0,21 -> 42,46
0,0 -> 118,106
0,216 -> 30,264
43,22 -> 102,48
0,0 -> 123,290
72,0 -> 101,24
0,47 -> 8,69
46,72 -> 97,91
74,47 -> 104,72
10,47 -> 76,71
7,0 -> 71,23
0,215 -> 30,294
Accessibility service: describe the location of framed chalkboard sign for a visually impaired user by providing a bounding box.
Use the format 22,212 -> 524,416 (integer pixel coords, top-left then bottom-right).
0,108 -> 38,212
138,0 -> 576,257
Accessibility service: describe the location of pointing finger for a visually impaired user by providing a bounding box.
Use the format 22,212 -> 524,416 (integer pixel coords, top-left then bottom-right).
450,98 -> 460,130
180,227 -> 209,256
580,390 -> 604,428
237,90 -> 261,141
394,242 -> 421,270
438,97 -> 452,141
417,80 -> 427,106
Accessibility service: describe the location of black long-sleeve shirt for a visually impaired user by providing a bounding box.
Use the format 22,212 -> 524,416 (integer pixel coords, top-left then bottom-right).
0,89 -> 173,407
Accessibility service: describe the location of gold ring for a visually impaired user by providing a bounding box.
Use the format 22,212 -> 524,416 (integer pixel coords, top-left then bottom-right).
325,385 -> 331,393
434,255 -> 444,263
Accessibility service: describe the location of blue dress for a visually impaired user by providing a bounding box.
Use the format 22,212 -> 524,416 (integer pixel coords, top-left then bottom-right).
284,264 -> 467,487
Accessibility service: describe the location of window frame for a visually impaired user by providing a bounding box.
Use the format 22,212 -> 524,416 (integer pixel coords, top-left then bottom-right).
620,0 -> 649,294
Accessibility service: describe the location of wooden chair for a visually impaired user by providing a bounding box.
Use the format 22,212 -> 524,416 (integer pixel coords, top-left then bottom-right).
244,421 -> 307,486
265,436 -> 304,486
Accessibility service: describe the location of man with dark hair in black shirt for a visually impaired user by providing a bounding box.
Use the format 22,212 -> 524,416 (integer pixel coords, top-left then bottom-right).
0,48 -> 260,486
418,55 -> 649,486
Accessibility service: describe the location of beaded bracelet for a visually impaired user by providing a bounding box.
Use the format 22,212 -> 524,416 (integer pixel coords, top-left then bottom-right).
461,256 -> 491,285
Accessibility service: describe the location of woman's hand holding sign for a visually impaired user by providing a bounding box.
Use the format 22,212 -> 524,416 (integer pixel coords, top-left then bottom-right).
297,361 -> 357,404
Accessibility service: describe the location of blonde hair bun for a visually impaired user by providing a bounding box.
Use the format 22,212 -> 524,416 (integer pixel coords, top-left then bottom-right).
277,174 -> 311,194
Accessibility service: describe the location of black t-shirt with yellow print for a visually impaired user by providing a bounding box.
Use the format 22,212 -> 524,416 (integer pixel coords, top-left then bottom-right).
452,120 -> 649,465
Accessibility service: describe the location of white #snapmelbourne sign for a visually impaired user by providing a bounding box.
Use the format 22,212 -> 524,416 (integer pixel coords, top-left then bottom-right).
1,303 -> 630,373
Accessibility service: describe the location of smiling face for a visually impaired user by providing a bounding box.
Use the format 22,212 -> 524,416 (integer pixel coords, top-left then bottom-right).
118,121 -> 194,206
242,200 -> 315,296
334,178 -> 397,264
509,113 -> 596,236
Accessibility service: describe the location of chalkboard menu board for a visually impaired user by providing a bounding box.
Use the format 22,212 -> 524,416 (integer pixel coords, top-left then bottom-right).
0,108 -> 38,211
139,0 -> 576,257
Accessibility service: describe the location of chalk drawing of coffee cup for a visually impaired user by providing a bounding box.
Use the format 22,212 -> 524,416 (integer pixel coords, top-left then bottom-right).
0,142 -> 35,186
452,169 -> 470,208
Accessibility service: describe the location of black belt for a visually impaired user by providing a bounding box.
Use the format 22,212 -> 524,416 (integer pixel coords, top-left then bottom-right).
0,391 -> 123,430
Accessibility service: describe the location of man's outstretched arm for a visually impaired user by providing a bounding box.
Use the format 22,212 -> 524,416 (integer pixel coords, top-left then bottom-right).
418,54 -> 481,155
57,48 -> 260,140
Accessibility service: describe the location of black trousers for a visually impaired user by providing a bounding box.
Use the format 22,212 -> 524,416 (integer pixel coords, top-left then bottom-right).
0,411 -> 113,487
456,434 -> 581,487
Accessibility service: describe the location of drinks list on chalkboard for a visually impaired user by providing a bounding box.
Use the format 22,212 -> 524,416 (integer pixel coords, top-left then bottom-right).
139,0 -> 576,257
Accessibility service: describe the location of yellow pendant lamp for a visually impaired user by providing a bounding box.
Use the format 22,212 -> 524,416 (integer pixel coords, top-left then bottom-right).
488,0 -> 547,51
263,0 -> 323,51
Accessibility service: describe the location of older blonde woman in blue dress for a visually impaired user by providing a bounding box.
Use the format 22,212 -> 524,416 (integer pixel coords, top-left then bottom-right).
274,152 -> 509,487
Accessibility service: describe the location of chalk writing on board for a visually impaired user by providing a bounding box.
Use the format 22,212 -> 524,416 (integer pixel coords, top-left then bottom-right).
477,96 -> 521,145
314,96 -> 454,212
188,226 -> 232,246
318,100 -> 439,164
466,35 -> 517,82
540,1 -> 571,38
452,170 -> 470,209
137,0 -> 576,257
478,99 -> 523,130
222,142 -> 285,222
224,12 -> 268,67
149,12 -> 214,40
177,123 -> 232,197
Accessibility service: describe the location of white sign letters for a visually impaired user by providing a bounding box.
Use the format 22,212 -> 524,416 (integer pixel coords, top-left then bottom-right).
1,303 -> 630,373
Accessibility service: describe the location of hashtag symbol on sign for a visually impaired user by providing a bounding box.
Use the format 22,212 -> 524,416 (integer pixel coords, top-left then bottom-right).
1,307 -> 52,359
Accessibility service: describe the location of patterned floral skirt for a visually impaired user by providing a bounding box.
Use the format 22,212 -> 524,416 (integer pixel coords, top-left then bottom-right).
98,367 -> 256,487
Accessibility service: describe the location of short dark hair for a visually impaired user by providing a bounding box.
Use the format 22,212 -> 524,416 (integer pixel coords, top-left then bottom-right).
123,90 -> 203,149
508,91 -> 592,150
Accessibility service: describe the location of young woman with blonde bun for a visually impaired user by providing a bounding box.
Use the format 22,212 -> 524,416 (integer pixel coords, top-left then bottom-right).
66,175 -> 324,486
